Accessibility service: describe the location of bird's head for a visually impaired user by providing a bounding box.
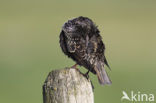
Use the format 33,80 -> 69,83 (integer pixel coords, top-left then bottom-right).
62,16 -> 99,39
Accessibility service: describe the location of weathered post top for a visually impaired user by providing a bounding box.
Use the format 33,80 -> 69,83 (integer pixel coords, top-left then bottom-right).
43,67 -> 94,103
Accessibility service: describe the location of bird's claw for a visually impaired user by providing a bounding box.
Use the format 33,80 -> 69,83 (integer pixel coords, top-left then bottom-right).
71,64 -> 78,69
83,72 -> 94,91
83,73 -> 89,79
83,70 -> 90,79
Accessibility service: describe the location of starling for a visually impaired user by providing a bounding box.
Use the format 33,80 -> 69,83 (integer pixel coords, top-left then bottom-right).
59,16 -> 111,85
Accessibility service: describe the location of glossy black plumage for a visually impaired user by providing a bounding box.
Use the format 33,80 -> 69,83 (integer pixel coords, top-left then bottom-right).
59,16 -> 111,85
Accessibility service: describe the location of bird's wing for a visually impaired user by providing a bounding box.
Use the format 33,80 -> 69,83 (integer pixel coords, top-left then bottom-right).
87,35 -> 111,69
87,35 -> 104,57
86,35 -> 111,85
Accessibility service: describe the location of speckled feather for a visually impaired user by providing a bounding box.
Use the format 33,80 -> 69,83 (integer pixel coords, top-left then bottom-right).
59,16 -> 111,85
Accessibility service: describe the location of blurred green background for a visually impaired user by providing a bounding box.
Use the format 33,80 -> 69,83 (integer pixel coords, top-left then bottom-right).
0,0 -> 156,103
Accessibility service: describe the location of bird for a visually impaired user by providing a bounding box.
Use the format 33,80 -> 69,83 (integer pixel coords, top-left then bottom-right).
59,16 -> 111,85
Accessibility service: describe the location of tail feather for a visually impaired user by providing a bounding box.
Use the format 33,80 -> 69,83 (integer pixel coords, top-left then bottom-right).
94,61 -> 112,85
104,56 -> 111,70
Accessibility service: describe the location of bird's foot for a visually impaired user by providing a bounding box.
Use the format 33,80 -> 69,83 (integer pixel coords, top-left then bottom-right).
71,64 -> 78,69
71,64 -> 80,71
83,70 -> 90,79
83,71 -> 94,91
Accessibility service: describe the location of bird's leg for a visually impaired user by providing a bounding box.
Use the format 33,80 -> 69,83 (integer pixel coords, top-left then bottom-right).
83,70 -> 90,79
71,64 -> 77,68
90,80 -> 95,91
83,70 -> 94,90
71,64 -> 79,70
71,64 -> 81,73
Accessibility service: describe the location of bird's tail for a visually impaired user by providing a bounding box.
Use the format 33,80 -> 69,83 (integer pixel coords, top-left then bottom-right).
94,60 -> 112,85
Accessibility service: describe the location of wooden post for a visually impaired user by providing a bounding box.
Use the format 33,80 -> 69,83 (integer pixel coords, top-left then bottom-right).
42,67 -> 94,103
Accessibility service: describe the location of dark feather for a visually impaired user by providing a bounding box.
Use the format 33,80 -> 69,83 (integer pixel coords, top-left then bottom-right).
104,56 -> 111,70
94,60 -> 112,85
59,16 -> 111,85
